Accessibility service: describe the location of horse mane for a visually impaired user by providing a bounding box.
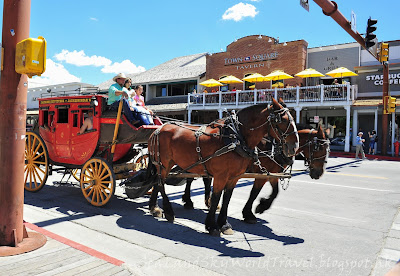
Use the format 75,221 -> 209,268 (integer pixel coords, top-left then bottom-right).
236,103 -> 270,126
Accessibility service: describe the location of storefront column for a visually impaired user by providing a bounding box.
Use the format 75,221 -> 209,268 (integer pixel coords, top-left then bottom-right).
352,109 -> 358,148
345,106 -> 351,152
294,107 -> 302,124
391,112 -> 396,156
188,109 -> 192,124
374,108 -> 378,134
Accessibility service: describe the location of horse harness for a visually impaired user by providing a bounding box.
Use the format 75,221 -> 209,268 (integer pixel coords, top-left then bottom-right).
298,129 -> 330,168
149,107 -> 295,180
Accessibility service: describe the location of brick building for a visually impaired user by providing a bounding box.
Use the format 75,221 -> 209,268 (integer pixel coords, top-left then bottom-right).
206,35 -> 307,90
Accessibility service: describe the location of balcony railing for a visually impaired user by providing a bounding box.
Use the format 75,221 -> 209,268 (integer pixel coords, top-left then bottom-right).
188,84 -> 356,107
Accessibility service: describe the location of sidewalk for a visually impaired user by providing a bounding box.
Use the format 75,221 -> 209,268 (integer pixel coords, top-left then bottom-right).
330,151 -> 400,161
0,222 -> 133,276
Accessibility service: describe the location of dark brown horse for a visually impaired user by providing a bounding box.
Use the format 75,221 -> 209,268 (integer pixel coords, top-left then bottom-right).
182,125 -> 330,212
148,98 -> 299,236
242,125 -> 330,224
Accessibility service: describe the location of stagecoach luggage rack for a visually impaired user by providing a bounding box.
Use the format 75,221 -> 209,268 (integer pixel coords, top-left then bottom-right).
40,86 -> 101,98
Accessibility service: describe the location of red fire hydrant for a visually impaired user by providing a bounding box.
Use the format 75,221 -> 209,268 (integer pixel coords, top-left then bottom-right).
394,141 -> 400,156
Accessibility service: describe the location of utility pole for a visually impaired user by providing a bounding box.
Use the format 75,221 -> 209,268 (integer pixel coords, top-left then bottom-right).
312,0 -> 390,154
0,0 -> 41,253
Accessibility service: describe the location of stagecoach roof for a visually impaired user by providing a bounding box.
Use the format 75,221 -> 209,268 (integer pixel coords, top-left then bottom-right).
97,53 -> 207,89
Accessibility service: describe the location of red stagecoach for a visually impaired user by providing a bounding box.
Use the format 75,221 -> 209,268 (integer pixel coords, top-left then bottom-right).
24,94 -> 161,206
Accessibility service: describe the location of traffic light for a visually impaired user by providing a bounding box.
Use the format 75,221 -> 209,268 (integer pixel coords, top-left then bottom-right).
379,42 -> 389,62
388,96 -> 396,113
384,96 -> 396,114
365,17 -> 378,49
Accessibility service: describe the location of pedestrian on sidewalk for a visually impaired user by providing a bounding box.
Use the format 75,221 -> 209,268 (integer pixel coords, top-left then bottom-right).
368,130 -> 377,155
355,132 -> 366,159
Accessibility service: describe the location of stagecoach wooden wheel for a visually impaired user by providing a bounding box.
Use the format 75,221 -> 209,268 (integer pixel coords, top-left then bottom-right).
134,153 -> 149,170
24,132 -> 49,192
71,169 -> 80,181
80,158 -> 115,207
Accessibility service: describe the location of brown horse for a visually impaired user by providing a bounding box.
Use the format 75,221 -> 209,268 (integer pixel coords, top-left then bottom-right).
242,125 -> 330,224
148,98 -> 299,236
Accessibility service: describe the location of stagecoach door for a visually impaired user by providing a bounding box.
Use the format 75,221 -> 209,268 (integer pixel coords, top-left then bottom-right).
54,106 -> 72,158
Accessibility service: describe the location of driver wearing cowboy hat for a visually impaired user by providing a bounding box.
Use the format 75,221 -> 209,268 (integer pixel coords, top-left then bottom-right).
108,73 -> 129,105
108,73 -> 136,124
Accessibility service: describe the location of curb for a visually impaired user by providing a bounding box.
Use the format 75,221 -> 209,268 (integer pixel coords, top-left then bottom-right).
329,151 -> 400,162
24,221 -> 124,266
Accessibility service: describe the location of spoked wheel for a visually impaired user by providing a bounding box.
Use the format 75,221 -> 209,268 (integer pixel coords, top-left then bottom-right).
80,158 -> 115,207
134,152 -> 149,170
24,131 -> 49,192
71,169 -> 80,182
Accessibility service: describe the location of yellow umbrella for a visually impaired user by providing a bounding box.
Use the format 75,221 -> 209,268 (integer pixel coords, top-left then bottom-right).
219,75 -> 243,84
295,68 -> 325,78
326,67 -> 358,78
199,79 -> 224,87
271,82 -> 284,88
264,70 -> 294,81
295,68 -> 325,86
242,73 -> 270,82
249,84 -> 256,89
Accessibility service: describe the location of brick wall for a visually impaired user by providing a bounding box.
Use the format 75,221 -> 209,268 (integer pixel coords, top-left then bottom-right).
206,35 -> 308,89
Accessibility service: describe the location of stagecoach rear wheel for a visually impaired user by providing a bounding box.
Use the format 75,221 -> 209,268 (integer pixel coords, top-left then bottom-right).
80,157 -> 115,207
24,131 -> 49,192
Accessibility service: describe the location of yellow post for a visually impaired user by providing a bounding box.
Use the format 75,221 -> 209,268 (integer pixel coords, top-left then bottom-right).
111,100 -> 123,154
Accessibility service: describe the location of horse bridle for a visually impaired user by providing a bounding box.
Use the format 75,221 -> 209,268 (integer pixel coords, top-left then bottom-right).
299,130 -> 330,167
250,107 -> 298,144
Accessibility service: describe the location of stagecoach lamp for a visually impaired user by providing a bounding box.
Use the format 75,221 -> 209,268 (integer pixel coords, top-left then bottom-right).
91,96 -> 98,107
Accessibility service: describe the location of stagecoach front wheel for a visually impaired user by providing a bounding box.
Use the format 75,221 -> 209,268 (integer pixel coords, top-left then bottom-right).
80,158 -> 115,207
71,169 -> 80,182
24,131 -> 49,192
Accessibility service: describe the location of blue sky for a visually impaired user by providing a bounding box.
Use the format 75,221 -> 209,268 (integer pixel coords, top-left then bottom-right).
0,0 -> 399,87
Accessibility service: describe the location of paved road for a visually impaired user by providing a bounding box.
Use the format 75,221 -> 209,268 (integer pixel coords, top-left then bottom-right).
22,157 -> 400,275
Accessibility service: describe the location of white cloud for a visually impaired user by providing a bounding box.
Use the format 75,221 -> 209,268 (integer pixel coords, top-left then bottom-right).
28,59 -> 81,88
90,17 -> 98,21
222,3 -> 258,22
54,50 -> 112,67
101,60 -> 146,74
53,49 -> 146,75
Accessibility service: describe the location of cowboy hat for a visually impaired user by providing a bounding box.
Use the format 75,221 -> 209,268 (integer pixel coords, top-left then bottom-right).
113,73 -> 127,82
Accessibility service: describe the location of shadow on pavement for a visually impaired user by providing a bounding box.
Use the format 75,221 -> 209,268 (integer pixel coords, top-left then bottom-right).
24,180 -> 304,258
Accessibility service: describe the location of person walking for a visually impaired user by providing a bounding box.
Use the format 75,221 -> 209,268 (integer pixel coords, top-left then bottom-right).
355,132 -> 366,159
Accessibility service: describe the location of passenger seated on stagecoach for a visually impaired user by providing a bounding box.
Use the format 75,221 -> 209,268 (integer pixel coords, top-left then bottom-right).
108,73 -> 137,124
79,109 -> 94,134
128,85 -> 154,125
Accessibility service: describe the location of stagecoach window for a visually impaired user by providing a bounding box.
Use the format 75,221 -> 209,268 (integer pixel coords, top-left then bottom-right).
57,108 -> 69,123
42,111 -> 49,127
73,113 -> 78,127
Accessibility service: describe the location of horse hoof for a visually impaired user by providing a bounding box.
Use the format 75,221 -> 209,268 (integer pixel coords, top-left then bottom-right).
255,204 -> 265,214
208,229 -> 221,237
184,202 -> 194,209
221,228 -> 234,235
243,218 -> 257,224
150,207 -> 163,218
164,213 -> 175,223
